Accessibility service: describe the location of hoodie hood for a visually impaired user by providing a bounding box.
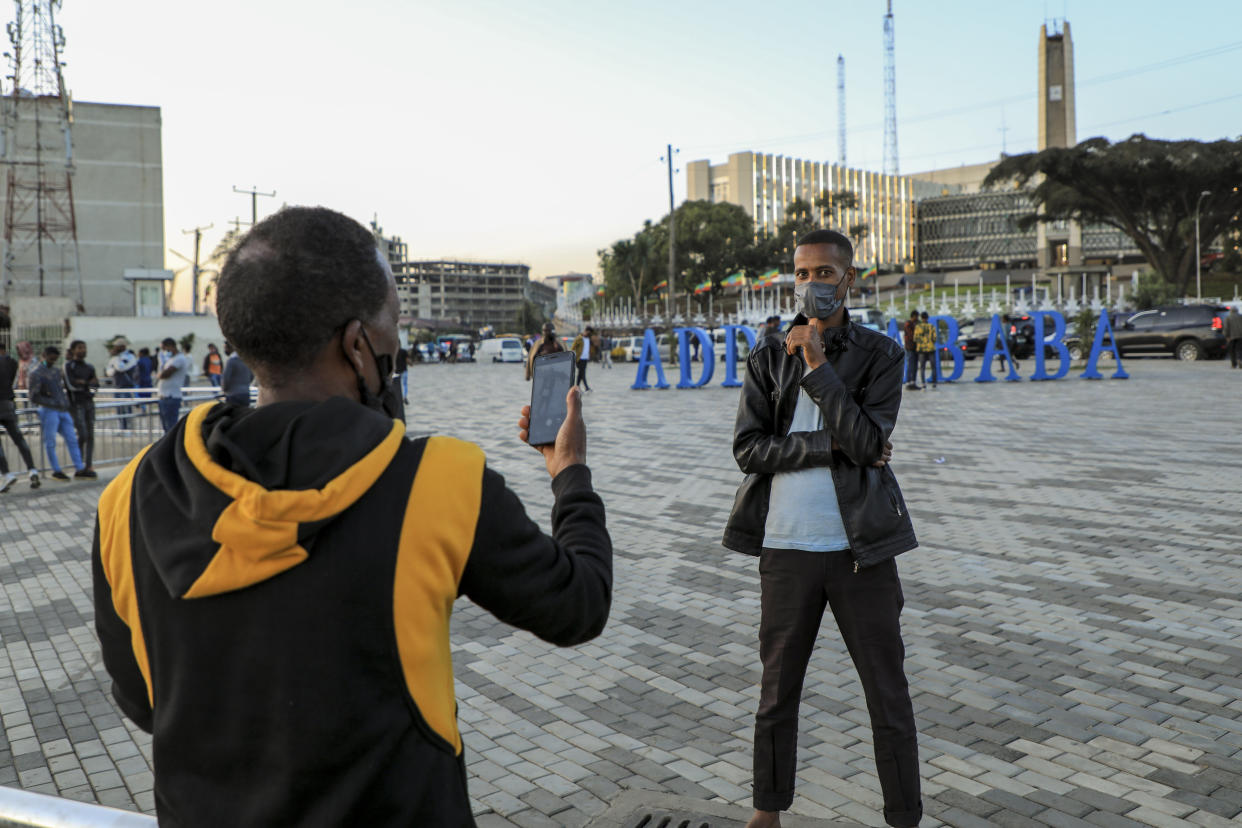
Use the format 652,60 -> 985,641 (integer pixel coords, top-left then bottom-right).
140,398 -> 404,600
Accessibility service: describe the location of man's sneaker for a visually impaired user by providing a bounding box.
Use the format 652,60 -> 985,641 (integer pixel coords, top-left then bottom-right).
0,473 -> 16,493
29,470 -> 40,489
51,471 -> 70,481
74,469 -> 98,480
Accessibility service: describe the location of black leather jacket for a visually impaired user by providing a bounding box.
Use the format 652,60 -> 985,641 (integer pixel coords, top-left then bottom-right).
722,313 -> 918,568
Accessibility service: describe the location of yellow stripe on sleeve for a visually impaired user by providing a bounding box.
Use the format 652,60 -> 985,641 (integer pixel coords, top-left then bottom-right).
392,436 -> 484,754
97,445 -> 155,706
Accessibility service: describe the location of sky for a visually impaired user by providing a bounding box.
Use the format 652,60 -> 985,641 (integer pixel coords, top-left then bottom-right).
52,0 -> 1242,307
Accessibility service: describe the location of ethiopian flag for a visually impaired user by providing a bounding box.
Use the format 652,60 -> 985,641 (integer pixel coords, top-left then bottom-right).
859,264 -> 878,280
596,286 -> 606,296
693,280 -> 712,295
751,268 -> 780,290
721,271 -> 746,287
652,280 -> 669,292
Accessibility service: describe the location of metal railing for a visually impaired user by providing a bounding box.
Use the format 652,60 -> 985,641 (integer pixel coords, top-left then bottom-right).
2,384 -> 255,474
0,785 -> 155,827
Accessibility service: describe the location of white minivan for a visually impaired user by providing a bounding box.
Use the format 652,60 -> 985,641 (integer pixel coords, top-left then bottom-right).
477,337 -> 526,363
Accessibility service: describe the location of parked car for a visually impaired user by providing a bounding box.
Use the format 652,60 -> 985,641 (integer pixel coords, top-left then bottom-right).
711,328 -> 754,361
456,342 -> 475,362
1065,304 -> 1229,361
611,336 -> 635,362
477,337 -> 524,363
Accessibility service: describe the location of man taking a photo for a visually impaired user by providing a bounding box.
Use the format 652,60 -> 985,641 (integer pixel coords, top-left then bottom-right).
92,206 -> 613,826
724,229 -> 921,828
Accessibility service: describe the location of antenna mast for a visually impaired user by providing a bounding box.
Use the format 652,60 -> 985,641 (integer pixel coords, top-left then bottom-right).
837,54 -> 846,166
1,0 -> 82,310
882,0 -> 899,176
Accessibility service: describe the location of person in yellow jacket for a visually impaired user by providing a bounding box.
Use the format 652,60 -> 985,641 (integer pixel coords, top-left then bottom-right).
914,311 -> 937,389
570,326 -> 593,391
525,322 -> 564,381
92,207 -> 613,827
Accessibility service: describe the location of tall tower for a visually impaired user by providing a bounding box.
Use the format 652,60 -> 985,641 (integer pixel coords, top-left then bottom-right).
837,54 -> 846,167
1036,20 -> 1080,272
1,0 -> 82,310
882,0 -> 898,176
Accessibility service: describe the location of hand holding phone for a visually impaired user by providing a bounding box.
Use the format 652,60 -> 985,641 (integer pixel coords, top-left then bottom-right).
519,353 -> 586,477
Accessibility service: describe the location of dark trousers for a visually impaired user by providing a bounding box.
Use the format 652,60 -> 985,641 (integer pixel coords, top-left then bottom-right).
70,397 -> 95,467
0,410 -> 37,473
754,548 -> 921,827
917,352 -> 935,386
576,358 -> 590,390
1229,339 -> 1241,368
904,350 -> 917,385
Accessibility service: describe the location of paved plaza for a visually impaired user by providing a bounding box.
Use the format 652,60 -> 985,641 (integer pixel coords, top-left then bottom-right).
2,354 -> 1241,827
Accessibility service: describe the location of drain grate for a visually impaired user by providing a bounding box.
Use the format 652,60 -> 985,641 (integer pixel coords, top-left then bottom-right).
625,813 -> 714,828
587,790 -> 856,828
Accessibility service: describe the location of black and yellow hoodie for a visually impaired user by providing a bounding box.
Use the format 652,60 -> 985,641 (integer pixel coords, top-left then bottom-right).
91,398 -> 611,826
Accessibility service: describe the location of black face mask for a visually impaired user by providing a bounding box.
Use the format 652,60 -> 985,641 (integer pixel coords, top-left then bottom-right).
794,279 -> 848,320
348,325 -> 403,420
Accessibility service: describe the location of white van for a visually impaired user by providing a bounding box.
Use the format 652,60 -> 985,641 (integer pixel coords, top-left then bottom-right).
477,337 -> 526,363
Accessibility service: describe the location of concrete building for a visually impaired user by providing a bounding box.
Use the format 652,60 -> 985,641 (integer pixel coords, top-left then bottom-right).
397,259 -> 531,330
1,100 -> 164,318
685,151 -> 947,269
524,279 -> 557,320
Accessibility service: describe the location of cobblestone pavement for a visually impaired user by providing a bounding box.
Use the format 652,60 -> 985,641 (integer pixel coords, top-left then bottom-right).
2,354 -> 1240,827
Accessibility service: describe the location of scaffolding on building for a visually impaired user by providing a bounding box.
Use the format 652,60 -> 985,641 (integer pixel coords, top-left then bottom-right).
0,0 -> 82,311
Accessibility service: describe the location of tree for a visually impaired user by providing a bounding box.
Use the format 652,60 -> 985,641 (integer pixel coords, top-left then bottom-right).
983,135 -> 1242,294
664,200 -> 755,295
599,220 -> 664,309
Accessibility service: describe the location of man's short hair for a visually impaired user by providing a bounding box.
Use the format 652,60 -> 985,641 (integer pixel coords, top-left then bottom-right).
909,311 -> 919,319
69,339 -> 85,351
161,337 -> 177,349
43,346 -> 59,358
216,206 -> 389,373
920,312 -> 929,320
795,229 -> 854,267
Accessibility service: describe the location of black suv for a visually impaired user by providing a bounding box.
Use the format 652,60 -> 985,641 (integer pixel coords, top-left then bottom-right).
1065,304 -> 1228,361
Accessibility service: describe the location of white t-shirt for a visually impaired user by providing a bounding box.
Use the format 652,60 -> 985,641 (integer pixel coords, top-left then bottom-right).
762,372 -> 850,552
580,337 -> 591,360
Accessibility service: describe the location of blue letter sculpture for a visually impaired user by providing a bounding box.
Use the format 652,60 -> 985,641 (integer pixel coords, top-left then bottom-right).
928,315 -> 963,382
1030,311 -> 1070,381
975,314 -> 1020,382
1081,310 -> 1129,380
675,327 -> 714,388
630,328 -> 670,389
721,325 -> 758,388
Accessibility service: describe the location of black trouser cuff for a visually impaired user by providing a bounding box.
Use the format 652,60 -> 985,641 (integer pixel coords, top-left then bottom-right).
752,790 -> 793,812
884,800 -> 922,827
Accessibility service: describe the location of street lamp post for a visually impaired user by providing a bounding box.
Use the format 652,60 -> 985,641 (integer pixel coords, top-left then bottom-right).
1195,190 -> 1211,303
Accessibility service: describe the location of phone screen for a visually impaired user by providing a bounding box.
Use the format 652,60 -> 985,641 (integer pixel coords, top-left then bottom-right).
528,352 -> 575,446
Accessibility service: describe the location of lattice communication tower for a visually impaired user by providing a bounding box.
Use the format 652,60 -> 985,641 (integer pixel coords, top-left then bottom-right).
882,0 -> 899,176
1,0 -> 82,309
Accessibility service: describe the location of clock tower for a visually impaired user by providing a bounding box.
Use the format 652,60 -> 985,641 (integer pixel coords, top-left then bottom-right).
1036,20 -> 1082,272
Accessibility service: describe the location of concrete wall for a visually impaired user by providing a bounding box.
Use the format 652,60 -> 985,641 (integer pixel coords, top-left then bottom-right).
1,100 -> 164,317
66,315 -> 224,374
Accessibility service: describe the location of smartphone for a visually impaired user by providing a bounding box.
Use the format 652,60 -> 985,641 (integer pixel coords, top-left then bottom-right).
528,351 -> 576,446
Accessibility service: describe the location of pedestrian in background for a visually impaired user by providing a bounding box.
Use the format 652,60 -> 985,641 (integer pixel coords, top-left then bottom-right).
28,346 -> 90,480
156,337 -> 192,433
63,340 -> 99,473
571,326 -> 593,391
1225,306 -> 1242,369
106,338 -> 138,430
15,340 -> 34,389
0,341 -> 40,491
600,332 -> 613,369
526,322 -> 564,381
203,343 -> 224,388
914,311 -> 937,390
902,310 -> 919,391
136,348 -> 155,389
220,342 -> 254,407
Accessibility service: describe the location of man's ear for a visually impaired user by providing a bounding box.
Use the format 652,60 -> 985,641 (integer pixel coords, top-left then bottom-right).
340,319 -> 367,376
